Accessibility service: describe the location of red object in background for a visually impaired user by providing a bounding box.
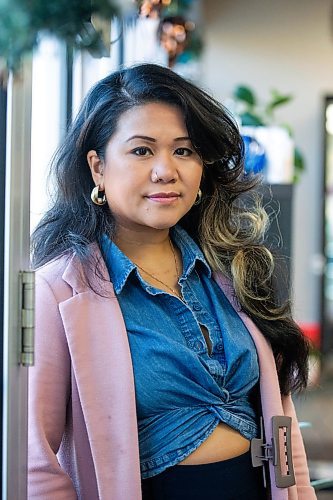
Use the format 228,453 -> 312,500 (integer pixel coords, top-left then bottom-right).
299,323 -> 321,349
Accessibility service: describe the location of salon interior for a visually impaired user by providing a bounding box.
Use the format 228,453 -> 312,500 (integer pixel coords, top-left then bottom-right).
1,0 -> 333,498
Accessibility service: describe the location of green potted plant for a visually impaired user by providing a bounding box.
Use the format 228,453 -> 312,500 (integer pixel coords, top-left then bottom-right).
232,85 -> 305,182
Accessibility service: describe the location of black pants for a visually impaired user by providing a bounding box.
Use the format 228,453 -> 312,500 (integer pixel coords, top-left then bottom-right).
141,451 -> 267,500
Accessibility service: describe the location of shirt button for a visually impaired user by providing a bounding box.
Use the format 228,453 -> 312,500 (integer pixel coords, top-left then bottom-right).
216,343 -> 224,352
192,304 -> 202,311
195,340 -> 204,350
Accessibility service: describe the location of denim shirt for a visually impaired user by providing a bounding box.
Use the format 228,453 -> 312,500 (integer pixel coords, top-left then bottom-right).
101,226 -> 259,479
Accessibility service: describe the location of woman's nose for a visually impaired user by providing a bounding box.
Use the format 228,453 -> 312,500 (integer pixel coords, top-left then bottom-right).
151,154 -> 179,183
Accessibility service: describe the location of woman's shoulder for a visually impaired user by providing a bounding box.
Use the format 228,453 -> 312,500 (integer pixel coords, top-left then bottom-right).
36,242 -> 101,276
34,252 -> 77,303
35,243 -> 111,299
35,251 -> 73,280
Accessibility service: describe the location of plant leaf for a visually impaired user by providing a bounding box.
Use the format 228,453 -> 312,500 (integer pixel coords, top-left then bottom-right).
240,112 -> 265,127
267,91 -> 293,111
233,85 -> 256,107
294,147 -> 305,171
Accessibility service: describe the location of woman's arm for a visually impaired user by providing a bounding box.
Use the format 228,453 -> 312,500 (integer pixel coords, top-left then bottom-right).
28,273 -> 77,499
282,395 -> 316,500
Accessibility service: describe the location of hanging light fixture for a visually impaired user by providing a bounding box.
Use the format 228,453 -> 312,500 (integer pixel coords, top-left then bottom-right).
137,0 -> 171,19
134,0 -> 202,69
158,15 -> 195,67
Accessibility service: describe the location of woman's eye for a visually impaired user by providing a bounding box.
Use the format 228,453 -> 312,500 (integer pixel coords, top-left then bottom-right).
175,147 -> 193,156
132,147 -> 152,156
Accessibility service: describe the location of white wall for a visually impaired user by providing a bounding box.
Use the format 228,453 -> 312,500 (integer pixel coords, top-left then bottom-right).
201,0 -> 333,323
30,37 -> 67,231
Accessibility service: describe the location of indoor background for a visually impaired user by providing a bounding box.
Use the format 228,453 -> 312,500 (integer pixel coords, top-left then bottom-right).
1,0 -> 333,498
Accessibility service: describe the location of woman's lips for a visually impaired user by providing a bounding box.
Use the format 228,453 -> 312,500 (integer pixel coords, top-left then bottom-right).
146,192 -> 180,204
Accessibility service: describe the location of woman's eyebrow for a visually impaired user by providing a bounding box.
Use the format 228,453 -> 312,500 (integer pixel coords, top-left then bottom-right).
125,135 -> 191,143
126,135 -> 156,143
174,136 -> 191,142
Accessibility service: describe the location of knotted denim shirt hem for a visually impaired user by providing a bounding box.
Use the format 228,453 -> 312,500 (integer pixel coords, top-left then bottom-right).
141,418 -> 220,479
140,404 -> 258,478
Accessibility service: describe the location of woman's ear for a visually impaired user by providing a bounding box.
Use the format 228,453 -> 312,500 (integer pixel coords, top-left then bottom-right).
87,150 -> 104,189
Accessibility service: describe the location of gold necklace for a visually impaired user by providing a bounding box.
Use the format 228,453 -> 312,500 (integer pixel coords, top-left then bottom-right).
134,238 -> 184,301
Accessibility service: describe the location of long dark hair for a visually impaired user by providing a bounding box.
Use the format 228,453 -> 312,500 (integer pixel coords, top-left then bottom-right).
32,63 -> 309,395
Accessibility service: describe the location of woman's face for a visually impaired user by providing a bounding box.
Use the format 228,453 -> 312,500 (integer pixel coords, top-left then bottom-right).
87,102 -> 203,234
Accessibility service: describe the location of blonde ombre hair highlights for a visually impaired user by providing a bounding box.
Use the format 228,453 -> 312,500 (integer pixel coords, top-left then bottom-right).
199,191 -> 288,320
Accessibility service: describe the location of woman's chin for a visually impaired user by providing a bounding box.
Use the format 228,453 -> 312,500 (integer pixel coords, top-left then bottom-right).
146,218 -> 183,231
113,213 -> 187,233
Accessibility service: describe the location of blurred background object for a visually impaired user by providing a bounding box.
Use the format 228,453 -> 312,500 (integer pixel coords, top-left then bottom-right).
231,84 -> 305,183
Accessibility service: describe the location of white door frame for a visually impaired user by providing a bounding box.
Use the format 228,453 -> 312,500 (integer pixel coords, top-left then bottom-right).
2,58 -> 33,500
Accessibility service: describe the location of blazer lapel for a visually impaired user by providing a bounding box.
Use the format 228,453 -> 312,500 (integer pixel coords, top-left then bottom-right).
58,247 -> 142,499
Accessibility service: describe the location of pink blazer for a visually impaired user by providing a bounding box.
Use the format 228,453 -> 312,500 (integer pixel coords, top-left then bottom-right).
28,245 -> 316,499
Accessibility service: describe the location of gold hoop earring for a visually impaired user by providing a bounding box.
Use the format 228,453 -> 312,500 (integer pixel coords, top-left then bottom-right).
194,188 -> 202,205
91,185 -> 106,206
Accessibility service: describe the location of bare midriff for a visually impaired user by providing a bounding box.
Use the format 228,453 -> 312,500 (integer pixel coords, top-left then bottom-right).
177,422 -> 250,465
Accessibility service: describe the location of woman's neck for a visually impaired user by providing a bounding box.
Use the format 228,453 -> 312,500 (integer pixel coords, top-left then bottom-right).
113,224 -> 183,296
113,225 -> 172,263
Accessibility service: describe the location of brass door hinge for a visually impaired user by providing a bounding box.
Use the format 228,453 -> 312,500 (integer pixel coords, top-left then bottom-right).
19,270 -> 35,366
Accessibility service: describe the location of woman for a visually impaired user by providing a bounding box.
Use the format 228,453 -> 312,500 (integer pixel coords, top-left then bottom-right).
29,63 -> 315,499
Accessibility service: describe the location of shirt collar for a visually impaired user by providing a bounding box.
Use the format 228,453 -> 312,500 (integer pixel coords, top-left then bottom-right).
101,225 -> 211,295
100,234 -> 137,295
